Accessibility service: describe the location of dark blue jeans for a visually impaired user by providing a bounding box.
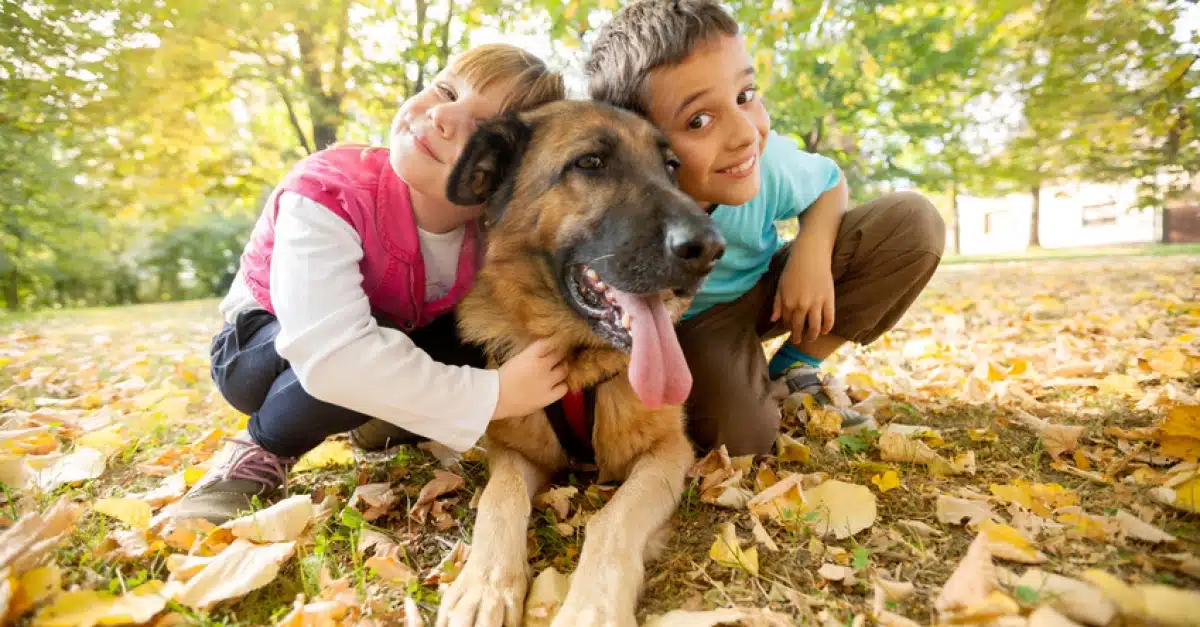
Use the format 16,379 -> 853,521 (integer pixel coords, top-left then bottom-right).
209,308 -> 486,457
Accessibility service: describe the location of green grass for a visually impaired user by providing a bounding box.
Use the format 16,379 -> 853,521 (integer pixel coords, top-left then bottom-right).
941,242 -> 1200,265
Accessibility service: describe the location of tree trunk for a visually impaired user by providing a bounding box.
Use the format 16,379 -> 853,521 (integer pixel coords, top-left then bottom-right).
411,0 -> 429,95
4,271 -> 19,311
1029,182 -> 1041,249
297,5 -> 349,153
951,179 -> 961,255
436,0 -> 455,71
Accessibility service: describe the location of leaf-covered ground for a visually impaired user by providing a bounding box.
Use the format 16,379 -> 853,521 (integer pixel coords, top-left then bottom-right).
2,255 -> 1198,626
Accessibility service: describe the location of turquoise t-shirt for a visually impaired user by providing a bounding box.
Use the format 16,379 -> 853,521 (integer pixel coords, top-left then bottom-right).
684,130 -> 842,319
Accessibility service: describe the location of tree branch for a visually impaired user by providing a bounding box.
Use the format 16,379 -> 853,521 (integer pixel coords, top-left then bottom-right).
275,81 -> 313,155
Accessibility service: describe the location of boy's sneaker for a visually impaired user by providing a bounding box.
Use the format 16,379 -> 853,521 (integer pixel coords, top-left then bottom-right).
349,419 -> 425,452
777,366 -> 871,428
173,434 -> 296,525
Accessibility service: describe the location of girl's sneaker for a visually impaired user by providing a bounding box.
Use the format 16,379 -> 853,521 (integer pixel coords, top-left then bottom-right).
173,434 -> 296,524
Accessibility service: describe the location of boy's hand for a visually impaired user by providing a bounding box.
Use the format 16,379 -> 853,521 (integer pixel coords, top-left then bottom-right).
492,339 -> 569,420
772,247 -> 835,343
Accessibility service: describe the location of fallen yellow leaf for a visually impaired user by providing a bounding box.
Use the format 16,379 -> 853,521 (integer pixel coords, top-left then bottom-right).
990,481 -> 1078,517
871,470 -> 900,493
979,521 -> 1046,564
1098,374 -> 1140,397
708,522 -> 758,575
523,567 -> 571,627
291,440 -> 354,472
801,480 -> 877,539
746,473 -> 805,523
774,433 -> 811,463
11,564 -> 62,618
33,581 -> 166,627
93,498 -> 152,531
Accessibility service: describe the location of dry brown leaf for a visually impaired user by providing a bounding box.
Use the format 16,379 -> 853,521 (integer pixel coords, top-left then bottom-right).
874,578 -> 915,602
134,473 -> 188,509
534,486 -> 578,521
1081,569 -> 1200,627
1012,569 -> 1115,627
936,495 -> 998,527
818,563 -> 854,583
163,539 -> 296,610
220,494 -> 313,543
424,541 -> 469,586
1028,606 -> 1085,627
417,441 -> 464,468
935,533 -> 998,622
410,470 -> 465,524
1110,509 -> 1175,544
0,497 -> 82,575
749,513 -> 778,552
348,483 -> 399,522
747,473 -> 806,523
701,471 -> 753,510
1159,552 -> 1200,579
643,608 -> 793,627
96,529 -> 154,560
365,554 -> 417,588
801,480 -> 877,539
34,447 -> 106,491
688,446 -> 733,479
897,519 -> 944,538
1041,424 -> 1086,459
878,431 -> 962,475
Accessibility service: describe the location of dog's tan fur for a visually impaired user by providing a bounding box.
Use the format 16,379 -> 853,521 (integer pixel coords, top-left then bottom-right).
436,102 -> 698,627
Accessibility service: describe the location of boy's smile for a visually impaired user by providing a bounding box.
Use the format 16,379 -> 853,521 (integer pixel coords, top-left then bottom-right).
644,34 -> 770,208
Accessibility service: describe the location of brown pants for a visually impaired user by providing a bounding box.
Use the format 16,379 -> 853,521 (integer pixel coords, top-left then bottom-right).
678,192 -> 946,456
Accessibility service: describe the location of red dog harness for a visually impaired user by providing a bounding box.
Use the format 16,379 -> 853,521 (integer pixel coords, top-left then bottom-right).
544,388 -> 598,463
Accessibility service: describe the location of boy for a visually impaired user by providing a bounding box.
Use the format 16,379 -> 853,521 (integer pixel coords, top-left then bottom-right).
584,0 -> 945,456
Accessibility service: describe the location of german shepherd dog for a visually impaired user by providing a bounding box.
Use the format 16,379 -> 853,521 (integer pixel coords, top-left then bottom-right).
434,100 -> 725,626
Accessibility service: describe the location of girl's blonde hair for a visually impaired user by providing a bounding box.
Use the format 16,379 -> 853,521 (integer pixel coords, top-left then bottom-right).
449,43 -> 565,113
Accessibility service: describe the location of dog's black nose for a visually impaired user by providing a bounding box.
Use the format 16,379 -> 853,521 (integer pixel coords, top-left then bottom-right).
665,219 -> 725,269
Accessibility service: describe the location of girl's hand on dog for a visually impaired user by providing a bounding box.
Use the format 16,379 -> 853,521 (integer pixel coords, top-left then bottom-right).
492,339 -> 569,420
772,246 -> 836,343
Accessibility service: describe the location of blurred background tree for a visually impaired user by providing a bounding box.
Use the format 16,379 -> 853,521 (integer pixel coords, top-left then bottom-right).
2,0 -> 1197,310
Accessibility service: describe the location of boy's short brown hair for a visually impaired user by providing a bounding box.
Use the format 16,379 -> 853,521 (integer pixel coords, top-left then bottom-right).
584,0 -> 739,115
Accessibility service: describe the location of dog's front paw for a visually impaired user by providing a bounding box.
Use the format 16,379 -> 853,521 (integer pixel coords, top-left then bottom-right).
549,601 -> 637,627
436,558 -> 528,627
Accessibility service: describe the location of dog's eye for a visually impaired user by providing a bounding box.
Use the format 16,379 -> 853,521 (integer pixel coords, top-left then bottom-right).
574,154 -> 604,170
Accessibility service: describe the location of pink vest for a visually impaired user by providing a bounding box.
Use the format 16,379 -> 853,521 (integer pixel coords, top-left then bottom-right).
239,146 -> 481,330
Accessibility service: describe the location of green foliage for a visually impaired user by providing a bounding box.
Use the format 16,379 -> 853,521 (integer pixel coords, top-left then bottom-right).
3,0 -> 1197,310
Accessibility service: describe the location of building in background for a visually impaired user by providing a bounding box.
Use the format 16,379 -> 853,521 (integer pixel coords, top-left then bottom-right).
953,179 -> 1200,255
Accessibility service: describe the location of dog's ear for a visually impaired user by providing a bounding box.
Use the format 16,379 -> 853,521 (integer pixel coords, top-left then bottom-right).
446,113 -> 532,210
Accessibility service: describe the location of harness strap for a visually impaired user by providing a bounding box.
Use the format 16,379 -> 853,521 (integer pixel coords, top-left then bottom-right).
544,387 -> 597,463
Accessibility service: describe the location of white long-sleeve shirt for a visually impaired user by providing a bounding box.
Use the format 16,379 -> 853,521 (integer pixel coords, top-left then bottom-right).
219,192 -> 499,451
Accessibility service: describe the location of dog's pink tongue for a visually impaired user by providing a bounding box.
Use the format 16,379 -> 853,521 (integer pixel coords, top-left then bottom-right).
610,290 -> 692,409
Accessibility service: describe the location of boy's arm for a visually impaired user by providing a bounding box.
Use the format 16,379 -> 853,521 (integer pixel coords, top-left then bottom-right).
792,174 -> 848,258
773,173 -> 849,342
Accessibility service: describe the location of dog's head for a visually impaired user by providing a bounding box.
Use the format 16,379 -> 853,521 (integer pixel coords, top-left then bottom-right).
447,100 -> 725,409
